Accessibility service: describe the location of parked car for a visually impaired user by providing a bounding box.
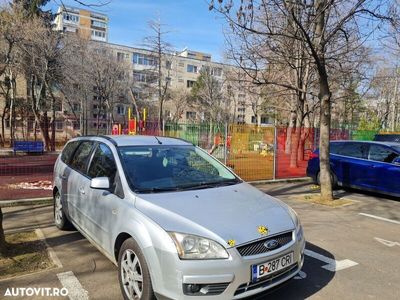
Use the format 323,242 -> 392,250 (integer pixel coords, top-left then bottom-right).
374,134 -> 400,143
307,141 -> 400,197
53,135 -> 305,300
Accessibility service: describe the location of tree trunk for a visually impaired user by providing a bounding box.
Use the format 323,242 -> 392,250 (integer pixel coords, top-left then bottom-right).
0,207 -> 7,257
51,92 -> 56,151
285,111 -> 296,154
298,104 -> 311,161
315,0 -> 333,201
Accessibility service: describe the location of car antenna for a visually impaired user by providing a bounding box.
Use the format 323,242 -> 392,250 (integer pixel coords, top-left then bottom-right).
154,136 -> 163,145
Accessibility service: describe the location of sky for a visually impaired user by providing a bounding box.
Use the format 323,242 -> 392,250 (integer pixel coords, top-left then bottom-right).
45,0 -> 227,62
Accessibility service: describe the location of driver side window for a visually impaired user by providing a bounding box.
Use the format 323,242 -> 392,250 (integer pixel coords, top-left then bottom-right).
88,144 -> 117,180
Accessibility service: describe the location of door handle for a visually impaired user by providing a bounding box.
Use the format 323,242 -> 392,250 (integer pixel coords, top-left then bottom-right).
79,187 -> 85,195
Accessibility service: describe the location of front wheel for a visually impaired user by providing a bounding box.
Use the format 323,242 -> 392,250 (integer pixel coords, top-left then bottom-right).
317,171 -> 338,189
118,238 -> 155,300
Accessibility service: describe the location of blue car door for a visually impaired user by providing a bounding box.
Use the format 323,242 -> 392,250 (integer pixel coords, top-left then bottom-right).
367,144 -> 400,195
335,142 -> 371,188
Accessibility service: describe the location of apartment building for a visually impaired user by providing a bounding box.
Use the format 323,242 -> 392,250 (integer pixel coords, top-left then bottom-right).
92,41 -> 270,125
0,7 -> 271,143
54,6 -> 108,42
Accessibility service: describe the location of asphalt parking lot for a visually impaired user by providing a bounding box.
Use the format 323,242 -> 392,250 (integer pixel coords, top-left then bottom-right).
1,181 -> 399,300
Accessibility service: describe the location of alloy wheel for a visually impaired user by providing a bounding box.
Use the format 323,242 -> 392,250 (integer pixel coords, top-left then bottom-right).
121,249 -> 143,300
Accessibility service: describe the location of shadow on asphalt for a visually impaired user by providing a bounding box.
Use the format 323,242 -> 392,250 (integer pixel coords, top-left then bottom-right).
44,231 -> 85,248
251,242 -> 335,300
263,182 -> 316,196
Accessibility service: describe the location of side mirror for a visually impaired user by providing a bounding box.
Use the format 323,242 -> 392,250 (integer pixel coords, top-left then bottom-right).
90,177 -> 110,190
393,157 -> 400,165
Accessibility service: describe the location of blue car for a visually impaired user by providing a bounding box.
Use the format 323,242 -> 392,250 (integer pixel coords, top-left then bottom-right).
306,141 -> 400,197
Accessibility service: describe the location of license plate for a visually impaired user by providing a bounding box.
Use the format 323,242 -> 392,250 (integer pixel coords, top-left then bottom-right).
251,252 -> 294,281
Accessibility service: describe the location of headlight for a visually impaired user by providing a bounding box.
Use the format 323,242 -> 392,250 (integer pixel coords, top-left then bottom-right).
288,207 -> 304,241
168,232 -> 229,260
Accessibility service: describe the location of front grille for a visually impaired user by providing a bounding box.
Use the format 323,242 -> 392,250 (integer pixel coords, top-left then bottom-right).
236,231 -> 293,257
234,263 -> 298,296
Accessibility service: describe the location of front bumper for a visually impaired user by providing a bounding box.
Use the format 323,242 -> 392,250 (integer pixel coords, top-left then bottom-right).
149,231 -> 306,300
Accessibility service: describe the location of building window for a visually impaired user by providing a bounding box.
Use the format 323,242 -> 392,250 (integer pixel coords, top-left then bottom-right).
238,107 -> 245,113
186,80 -> 195,88
117,52 -> 126,62
186,111 -> 196,119
73,121 -> 80,130
238,100 -> 246,106
251,116 -> 257,124
212,67 -> 222,77
133,71 -> 155,83
63,13 -> 79,23
237,114 -> 245,123
116,105 -> 125,116
187,64 -> 198,73
166,60 -> 172,69
91,30 -> 106,39
55,120 -> 64,131
91,20 -> 107,28
73,103 -> 81,112
132,53 -> 157,66
54,102 -> 62,112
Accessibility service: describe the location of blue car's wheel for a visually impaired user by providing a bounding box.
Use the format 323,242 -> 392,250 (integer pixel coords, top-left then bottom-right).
317,171 -> 338,189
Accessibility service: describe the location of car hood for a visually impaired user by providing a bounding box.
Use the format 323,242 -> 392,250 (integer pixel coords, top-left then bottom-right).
135,182 -> 295,247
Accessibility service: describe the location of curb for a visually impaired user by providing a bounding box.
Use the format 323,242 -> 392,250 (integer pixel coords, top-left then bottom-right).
249,177 -> 312,185
0,197 -> 52,207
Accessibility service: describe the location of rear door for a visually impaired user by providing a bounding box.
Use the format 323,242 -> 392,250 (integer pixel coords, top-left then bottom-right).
336,142 -> 371,188
368,144 -> 400,195
57,141 -> 80,218
67,141 -> 95,227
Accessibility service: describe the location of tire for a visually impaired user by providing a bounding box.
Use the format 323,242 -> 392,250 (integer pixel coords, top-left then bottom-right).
317,171 -> 338,189
54,190 -> 72,230
118,238 -> 155,300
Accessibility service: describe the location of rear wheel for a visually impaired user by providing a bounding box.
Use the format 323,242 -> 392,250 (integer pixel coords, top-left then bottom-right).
118,238 -> 155,300
54,191 -> 72,230
317,171 -> 338,189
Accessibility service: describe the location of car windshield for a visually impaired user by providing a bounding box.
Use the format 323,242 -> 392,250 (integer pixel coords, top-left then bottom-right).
118,145 -> 240,193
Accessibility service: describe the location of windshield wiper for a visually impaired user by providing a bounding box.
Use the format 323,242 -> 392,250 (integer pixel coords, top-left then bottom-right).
179,179 -> 240,191
135,187 -> 181,194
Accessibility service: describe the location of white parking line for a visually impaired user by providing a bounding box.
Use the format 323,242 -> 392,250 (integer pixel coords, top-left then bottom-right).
304,249 -> 358,272
57,271 -> 89,300
374,237 -> 400,247
359,213 -> 400,225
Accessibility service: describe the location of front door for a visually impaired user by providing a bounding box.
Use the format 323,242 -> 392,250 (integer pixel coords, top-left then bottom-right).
368,144 -> 400,195
84,143 -> 123,253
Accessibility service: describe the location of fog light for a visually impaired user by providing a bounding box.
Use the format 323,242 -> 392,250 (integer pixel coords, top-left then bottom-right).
187,284 -> 201,293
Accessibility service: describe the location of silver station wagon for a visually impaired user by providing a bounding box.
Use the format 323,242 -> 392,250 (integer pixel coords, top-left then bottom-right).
53,135 -> 305,300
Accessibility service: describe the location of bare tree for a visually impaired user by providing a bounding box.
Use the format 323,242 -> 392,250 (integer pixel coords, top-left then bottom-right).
210,0 -> 398,201
143,19 -> 172,131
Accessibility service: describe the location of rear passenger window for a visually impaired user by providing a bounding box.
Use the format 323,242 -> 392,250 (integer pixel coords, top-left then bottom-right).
338,143 -> 368,159
369,145 -> 399,163
330,143 -> 342,154
70,141 -> 94,174
61,141 -> 80,164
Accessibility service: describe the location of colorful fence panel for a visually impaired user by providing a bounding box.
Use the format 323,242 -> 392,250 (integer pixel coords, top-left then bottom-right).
228,125 -> 274,181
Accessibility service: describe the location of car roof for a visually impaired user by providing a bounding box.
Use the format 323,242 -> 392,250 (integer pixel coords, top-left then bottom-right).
331,140 -> 400,147
71,135 -> 192,147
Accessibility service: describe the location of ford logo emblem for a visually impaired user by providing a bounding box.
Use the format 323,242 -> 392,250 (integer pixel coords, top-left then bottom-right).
264,239 -> 279,250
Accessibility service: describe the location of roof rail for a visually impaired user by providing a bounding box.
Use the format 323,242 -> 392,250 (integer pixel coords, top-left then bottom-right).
98,135 -> 117,146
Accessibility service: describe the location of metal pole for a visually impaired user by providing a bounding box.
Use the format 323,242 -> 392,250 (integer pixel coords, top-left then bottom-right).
224,122 -> 228,165
273,125 -> 277,180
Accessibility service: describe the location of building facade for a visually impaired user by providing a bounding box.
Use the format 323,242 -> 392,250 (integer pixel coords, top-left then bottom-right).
54,6 -> 108,42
